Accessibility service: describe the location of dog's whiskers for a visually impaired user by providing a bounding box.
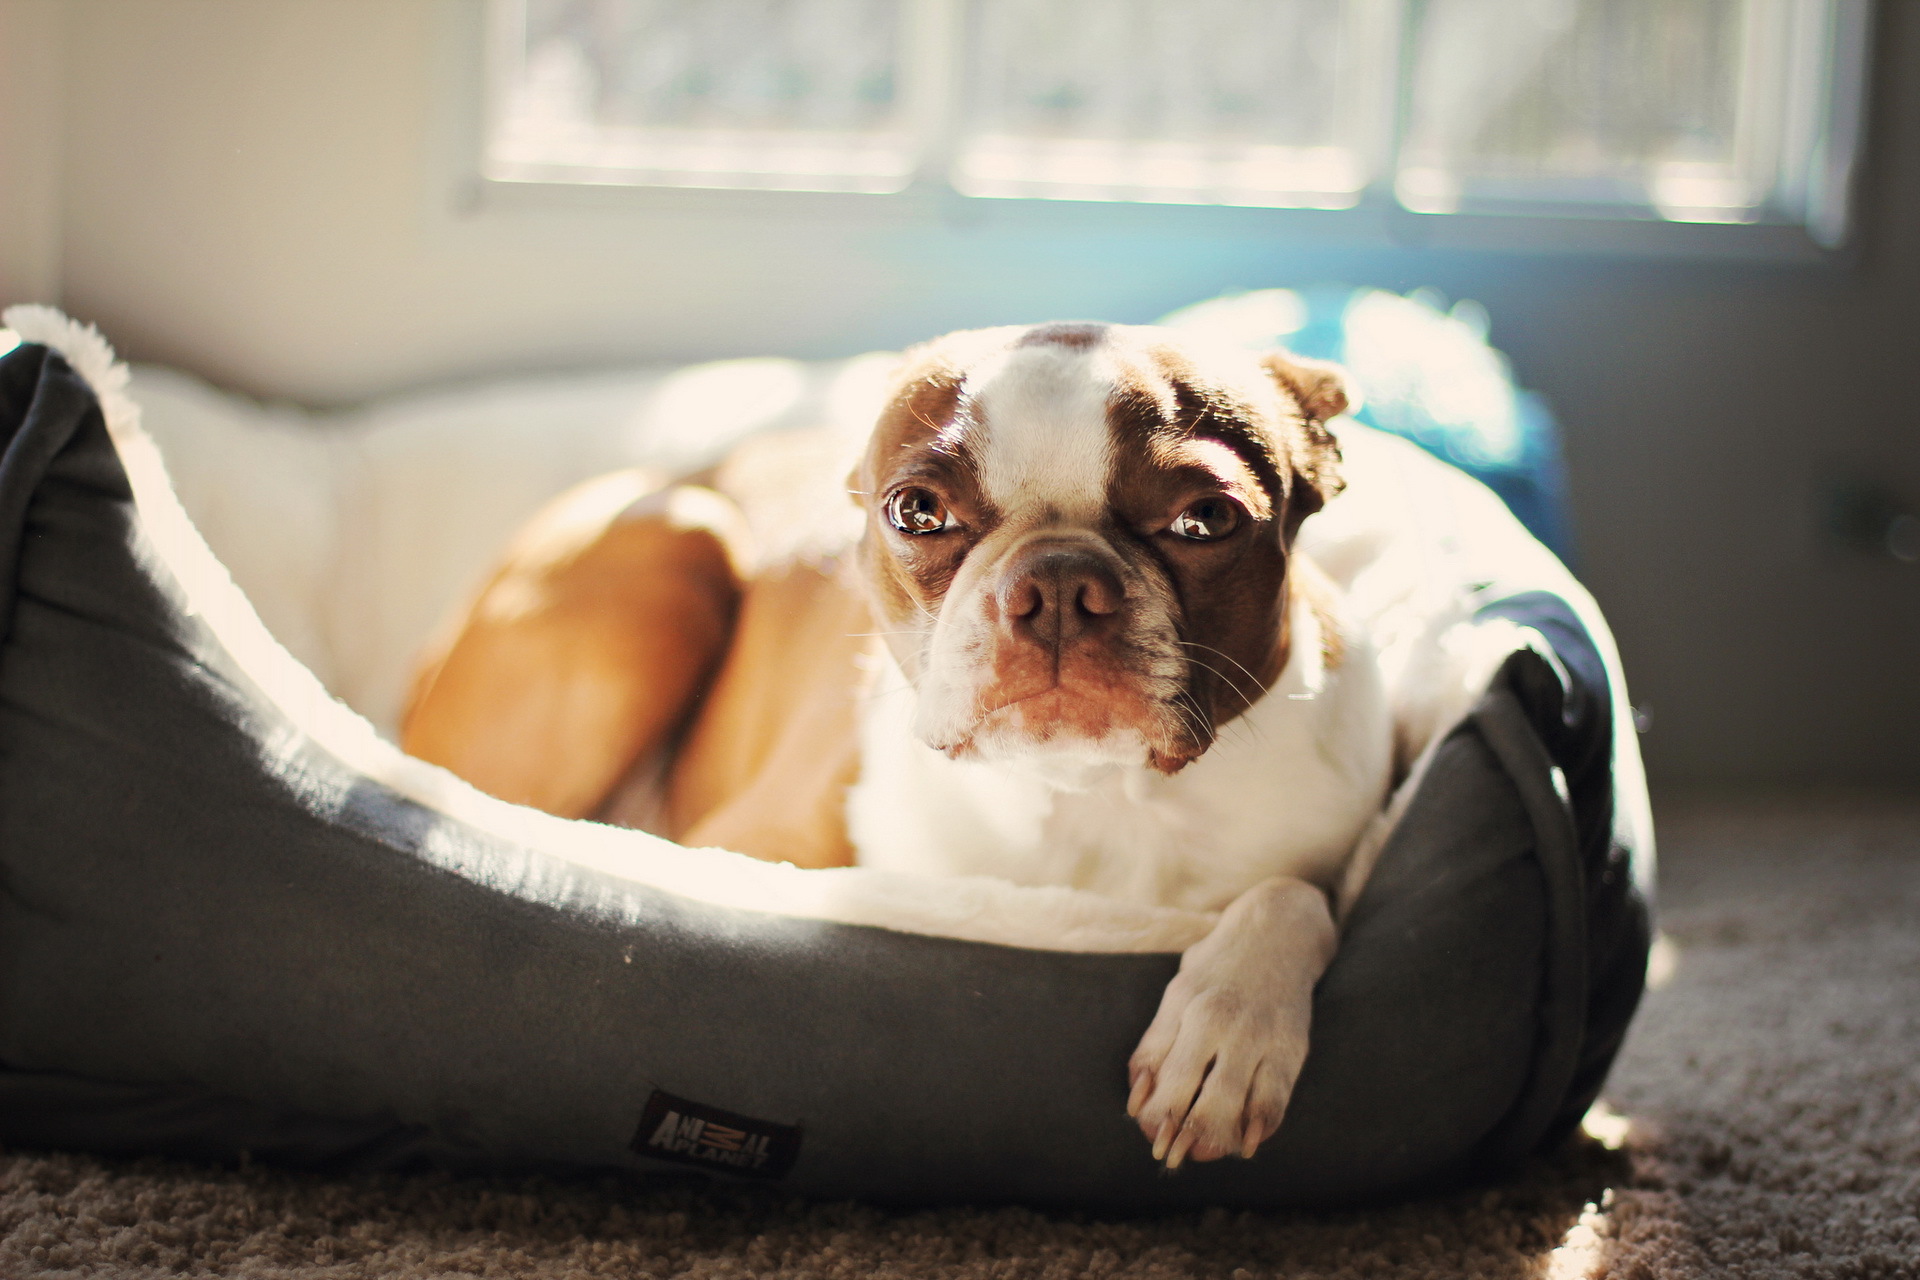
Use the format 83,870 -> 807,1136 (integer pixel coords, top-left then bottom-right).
1173,659 -> 1267,746
1178,654 -> 1258,712
1162,693 -> 1214,751
1171,643 -> 1272,746
854,683 -> 915,707
1175,642 -> 1265,699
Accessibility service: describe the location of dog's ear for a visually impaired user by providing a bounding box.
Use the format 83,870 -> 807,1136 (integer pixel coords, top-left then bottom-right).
1260,351 -> 1349,532
1262,350 -> 1348,423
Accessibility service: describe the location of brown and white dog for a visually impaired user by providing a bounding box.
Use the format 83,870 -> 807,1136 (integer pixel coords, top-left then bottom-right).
402,322 -> 1396,1168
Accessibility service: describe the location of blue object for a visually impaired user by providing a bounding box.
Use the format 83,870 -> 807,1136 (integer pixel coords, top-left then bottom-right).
1159,287 -> 1577,564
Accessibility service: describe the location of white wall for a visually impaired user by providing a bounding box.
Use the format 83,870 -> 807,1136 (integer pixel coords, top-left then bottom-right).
4,0 -> 1919,789
0,0 -> 64,308
51,0 -> 931,403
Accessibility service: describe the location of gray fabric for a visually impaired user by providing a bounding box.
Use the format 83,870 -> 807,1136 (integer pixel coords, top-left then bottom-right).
0,343 -> 1650,1209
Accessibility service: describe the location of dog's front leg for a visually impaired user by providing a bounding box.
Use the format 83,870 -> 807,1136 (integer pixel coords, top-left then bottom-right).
1126,875 -> 1336,1168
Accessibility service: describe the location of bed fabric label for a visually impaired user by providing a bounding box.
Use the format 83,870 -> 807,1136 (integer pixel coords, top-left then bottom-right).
631,1088 -> 802,1180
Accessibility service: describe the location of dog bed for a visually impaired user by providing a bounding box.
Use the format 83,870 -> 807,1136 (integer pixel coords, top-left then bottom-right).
0,308 -> 1651,1209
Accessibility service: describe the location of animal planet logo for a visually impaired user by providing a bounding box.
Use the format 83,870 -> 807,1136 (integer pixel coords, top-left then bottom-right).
632,1089 -> 802,1180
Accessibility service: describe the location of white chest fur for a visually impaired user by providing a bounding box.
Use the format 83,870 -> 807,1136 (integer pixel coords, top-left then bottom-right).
846,592 -> 1395,913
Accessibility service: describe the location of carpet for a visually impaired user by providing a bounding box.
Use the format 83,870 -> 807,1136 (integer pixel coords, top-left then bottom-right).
3,793 -> 1916,1279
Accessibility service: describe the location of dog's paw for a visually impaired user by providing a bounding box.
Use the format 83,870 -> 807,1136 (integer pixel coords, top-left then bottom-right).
1124,878 -> 1334,1168
1125,968 -> 1310,1167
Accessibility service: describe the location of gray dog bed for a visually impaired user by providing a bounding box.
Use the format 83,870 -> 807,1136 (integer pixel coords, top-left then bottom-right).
0,319 -> 1650,1209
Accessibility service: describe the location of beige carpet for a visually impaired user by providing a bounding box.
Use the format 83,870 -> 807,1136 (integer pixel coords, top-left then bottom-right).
4,794 -> 1917,1279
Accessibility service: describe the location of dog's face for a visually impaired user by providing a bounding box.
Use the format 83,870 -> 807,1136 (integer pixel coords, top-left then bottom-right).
852,322 -> 1347,776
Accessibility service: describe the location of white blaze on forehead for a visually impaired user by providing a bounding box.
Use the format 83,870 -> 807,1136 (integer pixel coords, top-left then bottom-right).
966,340 -> 1115,521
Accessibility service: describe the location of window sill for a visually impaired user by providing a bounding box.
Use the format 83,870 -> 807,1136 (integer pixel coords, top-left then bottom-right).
463,172 -> 1849,268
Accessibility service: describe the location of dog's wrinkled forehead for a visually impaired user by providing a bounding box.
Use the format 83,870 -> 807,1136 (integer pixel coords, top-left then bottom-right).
865,322 -> 1301,518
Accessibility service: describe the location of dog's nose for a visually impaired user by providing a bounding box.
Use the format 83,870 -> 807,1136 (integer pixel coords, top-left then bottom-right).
999,543 -> 1123,649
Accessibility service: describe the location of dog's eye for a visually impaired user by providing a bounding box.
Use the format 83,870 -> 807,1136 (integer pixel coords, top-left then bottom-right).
1169,498 -> 1240,541
885,487 -> 953,535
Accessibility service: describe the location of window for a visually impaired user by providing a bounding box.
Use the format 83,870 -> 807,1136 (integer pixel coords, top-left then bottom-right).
483,0 -> 1870,248
486,0 -> 915,192
950,0 -> 1394,208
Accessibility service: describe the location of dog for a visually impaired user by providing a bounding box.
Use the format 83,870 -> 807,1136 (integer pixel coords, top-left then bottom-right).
403,322 -> 1400,1167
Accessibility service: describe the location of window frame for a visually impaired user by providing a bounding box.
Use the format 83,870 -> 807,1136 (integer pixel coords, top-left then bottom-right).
459,0 -> 1876,265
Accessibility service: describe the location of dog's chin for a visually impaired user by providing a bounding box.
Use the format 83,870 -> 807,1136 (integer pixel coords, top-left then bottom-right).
923,697 -> 1210,788
913,670 -> 1216,785
955,726 -> 1154,791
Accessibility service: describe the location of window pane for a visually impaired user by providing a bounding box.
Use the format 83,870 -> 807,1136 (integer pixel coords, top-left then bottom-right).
1398,0 -> 1811,222
488,0 -> 913,191
953,0 -> 1398,208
